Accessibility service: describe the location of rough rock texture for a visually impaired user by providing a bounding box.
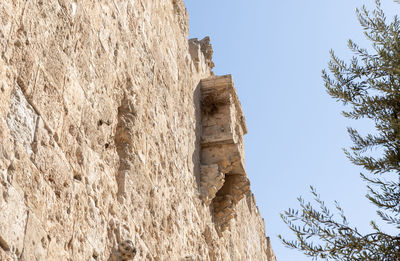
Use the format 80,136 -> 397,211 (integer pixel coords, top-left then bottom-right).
0,0 -> 276,260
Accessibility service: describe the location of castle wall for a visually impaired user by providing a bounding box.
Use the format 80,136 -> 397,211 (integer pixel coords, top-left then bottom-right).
0,0 -> 275,260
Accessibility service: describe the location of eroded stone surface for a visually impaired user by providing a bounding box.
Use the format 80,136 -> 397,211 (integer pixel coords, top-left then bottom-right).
189,37 -> 215,70
0,0 -> 276,260
200,164 -> 225,205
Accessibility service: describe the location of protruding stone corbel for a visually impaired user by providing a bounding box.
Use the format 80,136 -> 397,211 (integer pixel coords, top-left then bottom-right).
199,75 -> 251,233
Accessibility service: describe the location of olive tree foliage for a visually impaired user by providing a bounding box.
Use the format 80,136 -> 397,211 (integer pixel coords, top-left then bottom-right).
279,1 -> 400,260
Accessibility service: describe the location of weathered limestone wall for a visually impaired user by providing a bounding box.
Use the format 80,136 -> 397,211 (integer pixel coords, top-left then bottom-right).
0,0 -> 276,260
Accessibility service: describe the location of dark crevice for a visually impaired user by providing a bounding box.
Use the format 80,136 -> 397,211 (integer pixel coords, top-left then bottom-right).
73,171 -> 82,181
0,236 -> 10,251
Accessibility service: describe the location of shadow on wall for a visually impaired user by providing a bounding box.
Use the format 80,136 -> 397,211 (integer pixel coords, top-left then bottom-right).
192,82 -> 202,190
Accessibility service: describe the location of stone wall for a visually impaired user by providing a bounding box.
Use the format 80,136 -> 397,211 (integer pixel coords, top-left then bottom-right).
0,0 -> 276,260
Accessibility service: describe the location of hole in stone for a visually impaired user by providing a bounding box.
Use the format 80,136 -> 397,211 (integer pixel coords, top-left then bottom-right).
41,236 -> 47,248
53,133 -> 59,142
67,237 -> 73,250
73,173 -> 82,181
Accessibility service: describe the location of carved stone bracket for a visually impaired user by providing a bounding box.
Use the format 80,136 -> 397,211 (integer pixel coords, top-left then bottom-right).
199,75 -> 251,234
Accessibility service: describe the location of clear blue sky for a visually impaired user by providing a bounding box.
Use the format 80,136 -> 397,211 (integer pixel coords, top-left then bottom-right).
186,1 -> 399,260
